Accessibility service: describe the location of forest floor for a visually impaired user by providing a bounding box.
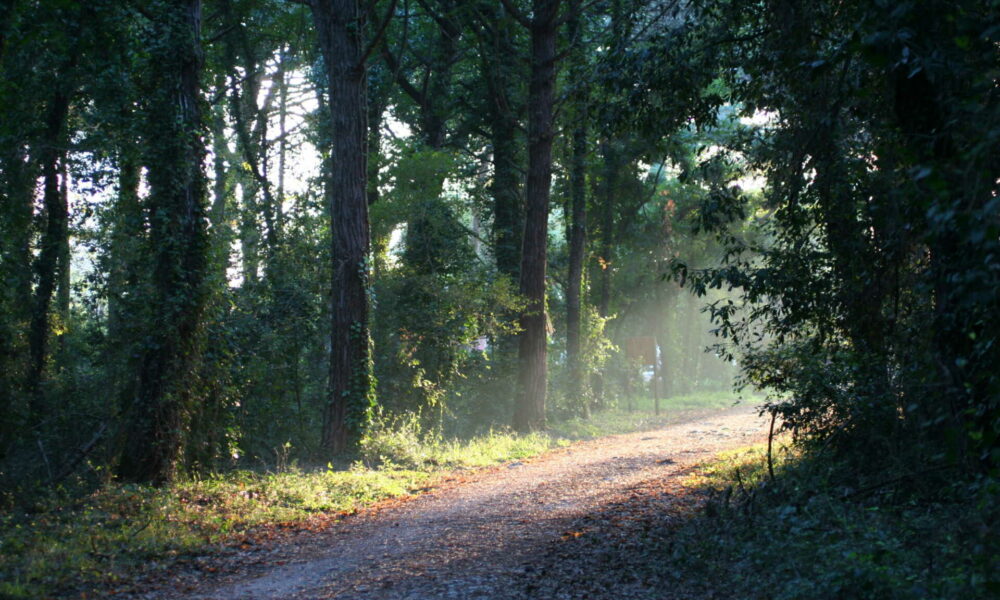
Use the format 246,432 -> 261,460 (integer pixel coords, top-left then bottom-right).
134,405 -> 767,600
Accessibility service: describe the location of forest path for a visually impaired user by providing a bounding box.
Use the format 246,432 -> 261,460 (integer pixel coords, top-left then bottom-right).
166,405 -> 766,600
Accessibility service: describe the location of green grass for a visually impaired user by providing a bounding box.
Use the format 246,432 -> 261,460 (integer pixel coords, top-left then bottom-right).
664,442 -> 1000,600
552,390 -> 752,440
0,391 -> 741,598
0,467 -> 432,598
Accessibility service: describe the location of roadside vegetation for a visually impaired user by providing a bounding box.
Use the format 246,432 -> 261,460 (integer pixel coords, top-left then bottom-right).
652,2 -> 1000,598
664,443 -> 1000,599
0,392 -> 745,598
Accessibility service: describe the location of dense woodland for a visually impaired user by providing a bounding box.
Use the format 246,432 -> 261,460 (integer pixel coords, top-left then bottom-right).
1,0 -> 999,595
1,0 -> 745,490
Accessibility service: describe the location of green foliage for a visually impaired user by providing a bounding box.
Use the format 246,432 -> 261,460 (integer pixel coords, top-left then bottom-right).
0,391 -> 731,597
360,409 -> 436,469
359,408 -> 555,470
669,446 -> 1000,599
0,466 -> 430,598
548,305 -> 616,418
550,391 -> 746,440
680,0 -> 1000,477
0,0 -> 756,495
369,145 -> 526,430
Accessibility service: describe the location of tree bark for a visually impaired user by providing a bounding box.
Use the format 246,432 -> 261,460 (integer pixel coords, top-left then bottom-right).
590,139 -> 617,407
491,108 -> 523,280
107,147 -> 142,345
117,0 -> 209,485
367,64 -> 389,208
57,157 -> 71,334
514,0 -> 561,432
0,144 -> 33,448
276,44 -> 289,233
238,181 -> 261,286
655,282 -> 677,398
210,102 -> 230,230
311,0 -> 375,454
565,12 -> 588,413
473,3 -> 524,373
27,91 -> 71,419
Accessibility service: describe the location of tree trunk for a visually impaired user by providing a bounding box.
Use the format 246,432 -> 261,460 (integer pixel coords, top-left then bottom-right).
223,10 -> 281,276
276,44 -> 288,233
117,0 -> 208,485
491,111 -> 523,280
366,70 -> 386,209
590,139 -> 617,407
238,181 -> 260,286
475,4 -> 524,372
57,157 -> 71,335
590,0 -> 627,409
514,0 -> 561,432
565,12 -> 588,413
105,142 -> 144,442
107,148 -> 142,345
210,103 -> 230,230
311,0 -> 375,454
27,91 -> 71,419
0,144 -> 33,448
655,282 -> 677,398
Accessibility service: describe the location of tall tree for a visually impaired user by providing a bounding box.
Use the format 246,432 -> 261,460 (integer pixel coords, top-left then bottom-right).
26,91 -> 72,419
117,0 -> 209,484
0,0 -> 86,451
507,0 -> 563,432
564,10 -> 589,410
308,0 -> 392,453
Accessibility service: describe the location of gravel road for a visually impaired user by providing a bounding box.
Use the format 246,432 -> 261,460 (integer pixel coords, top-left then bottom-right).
170,405 -> 766,600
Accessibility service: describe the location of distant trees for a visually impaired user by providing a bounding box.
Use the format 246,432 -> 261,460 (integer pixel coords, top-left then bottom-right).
0,0 -> 750,492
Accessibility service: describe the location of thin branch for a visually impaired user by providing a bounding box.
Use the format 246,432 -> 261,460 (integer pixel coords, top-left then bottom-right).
360,0 -> 399,67
206,23 -> 238,45
382,46 -> 428,107
498,0 -> 531,28
553,0 -> 602,29
52,422 -> 108,485
767,410 -> 777,482
413,0 -> 455,37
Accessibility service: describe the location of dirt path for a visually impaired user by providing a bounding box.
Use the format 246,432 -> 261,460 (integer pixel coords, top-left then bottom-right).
165,406 -> 766,600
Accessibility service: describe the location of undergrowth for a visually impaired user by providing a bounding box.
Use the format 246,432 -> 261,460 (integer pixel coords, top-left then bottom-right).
552,390 -> 741,440
0,391 -> 740,598
0,467 -> 430,598
667,442 -> 1000,599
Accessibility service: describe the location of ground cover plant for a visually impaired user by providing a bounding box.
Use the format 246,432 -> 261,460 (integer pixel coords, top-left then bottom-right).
0,392 -> 741,598
664,443 -> 1000,599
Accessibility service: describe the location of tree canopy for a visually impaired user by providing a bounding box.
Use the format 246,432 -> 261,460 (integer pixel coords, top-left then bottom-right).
0,0 -> 996,512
